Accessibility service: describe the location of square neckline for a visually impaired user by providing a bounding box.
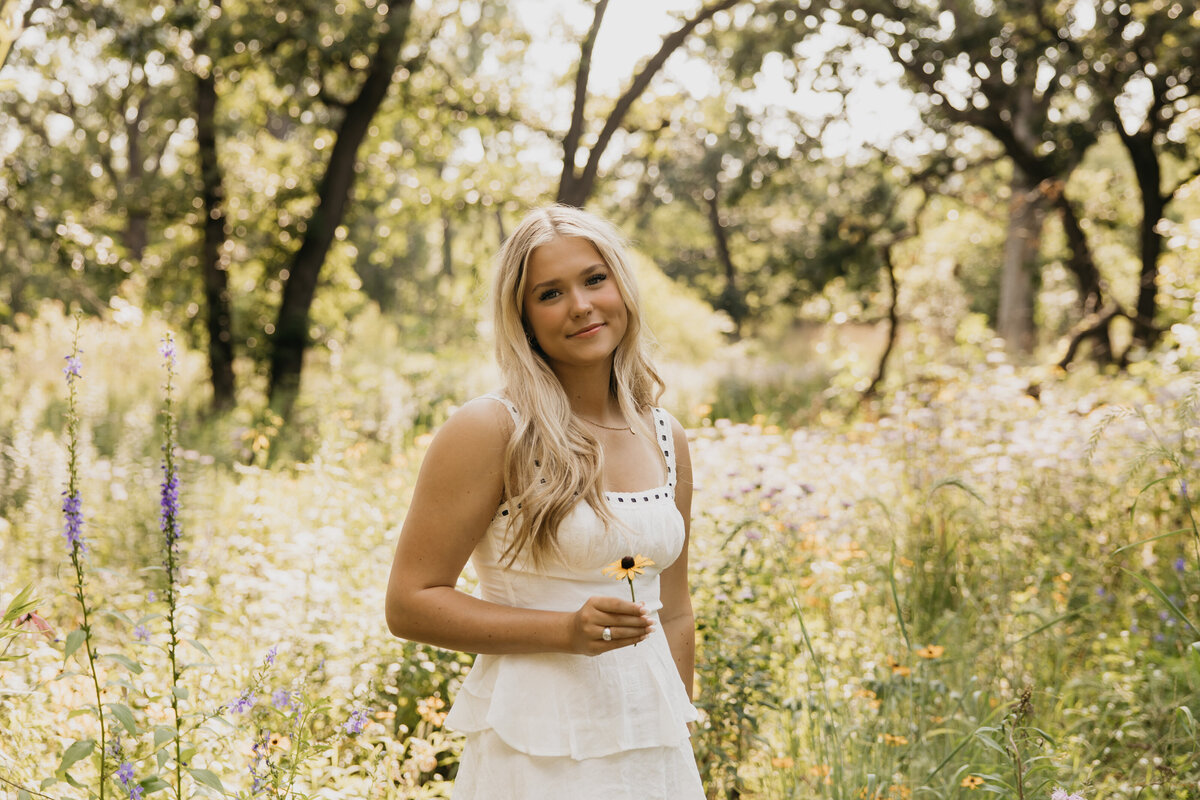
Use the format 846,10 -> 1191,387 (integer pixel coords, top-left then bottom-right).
481,394 -> 677,511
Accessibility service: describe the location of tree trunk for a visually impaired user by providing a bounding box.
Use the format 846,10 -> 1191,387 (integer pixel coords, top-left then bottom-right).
862,240 -> 899,402
1122,131 -> 1164,352
704,187 -> 743,337
996,167 -> 1042,356
195,3 -> 235,411
267,0 -> 414,416
1050,188 -> 1112,362
441,212 -> 453,277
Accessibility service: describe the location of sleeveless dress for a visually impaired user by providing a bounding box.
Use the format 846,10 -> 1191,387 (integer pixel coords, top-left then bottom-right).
446,394 -> 705,800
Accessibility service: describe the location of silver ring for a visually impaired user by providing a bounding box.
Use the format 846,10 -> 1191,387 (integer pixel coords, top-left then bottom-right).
602,627 -> 612,642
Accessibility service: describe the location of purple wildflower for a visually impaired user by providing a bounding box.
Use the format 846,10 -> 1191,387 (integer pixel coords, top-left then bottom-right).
160,463 -> 181,548
264,645 -> 277,667
62,490 -> 85,550
116,762 -> 134,783
1175,557 -> 1187,572
1181,479 -> 1189,498
230,689 -> 256,714
271,689 -> 293,709
133,624 -> 150,642
64,354 -> 83,380
342,707 -> 369,734
159,335 -> 176,365
129,786 -> 144,800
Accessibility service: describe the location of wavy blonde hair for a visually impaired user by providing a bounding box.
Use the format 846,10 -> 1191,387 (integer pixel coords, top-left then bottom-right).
492,205 -> 665,566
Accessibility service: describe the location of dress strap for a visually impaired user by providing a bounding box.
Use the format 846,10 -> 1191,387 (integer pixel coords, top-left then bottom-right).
651,407 -> 676,489
480,393 -> 520,425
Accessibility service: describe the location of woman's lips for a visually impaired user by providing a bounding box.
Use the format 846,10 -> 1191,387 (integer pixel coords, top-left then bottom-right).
569,323 -> 604,338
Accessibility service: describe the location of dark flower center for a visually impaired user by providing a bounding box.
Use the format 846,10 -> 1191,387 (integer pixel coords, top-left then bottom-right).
621,556 -> 635,569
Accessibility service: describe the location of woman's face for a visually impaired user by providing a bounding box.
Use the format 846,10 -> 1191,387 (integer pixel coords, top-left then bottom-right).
522,236 -> 629,376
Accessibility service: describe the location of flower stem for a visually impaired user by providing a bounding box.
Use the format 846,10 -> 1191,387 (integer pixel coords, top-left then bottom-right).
63,320 -> 106,800
160,337 -> 184,800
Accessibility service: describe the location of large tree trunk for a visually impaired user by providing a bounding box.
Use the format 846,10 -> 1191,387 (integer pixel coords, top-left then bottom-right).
996,86 -> 1043,357
996,168 -> 1043,356
195,3 -> 235,411
1122,131 -> 1164,352
267,0 -> 414,416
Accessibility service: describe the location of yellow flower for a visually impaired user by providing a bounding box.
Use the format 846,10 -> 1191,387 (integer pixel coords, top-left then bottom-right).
917,644 -> 945,659
882,733 -> 908,746
961,775 -> 984,789
602,554 -> 654,581
770,756 -> 794,768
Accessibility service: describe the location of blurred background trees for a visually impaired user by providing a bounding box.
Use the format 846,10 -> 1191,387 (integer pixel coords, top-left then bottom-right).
2,0 -> 1197,420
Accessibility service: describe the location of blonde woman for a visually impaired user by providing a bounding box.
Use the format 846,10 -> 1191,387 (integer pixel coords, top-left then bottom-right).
385,205 -> 703,798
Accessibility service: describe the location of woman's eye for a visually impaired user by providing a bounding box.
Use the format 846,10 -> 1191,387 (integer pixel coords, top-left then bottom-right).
538,289 -> 560,301
586,273 -> 607,285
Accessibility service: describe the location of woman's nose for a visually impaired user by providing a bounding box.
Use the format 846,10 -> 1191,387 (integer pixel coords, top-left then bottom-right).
569,288 -> 593,314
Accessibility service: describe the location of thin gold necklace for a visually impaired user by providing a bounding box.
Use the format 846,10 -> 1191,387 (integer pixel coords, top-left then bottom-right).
578,416 -> 635,436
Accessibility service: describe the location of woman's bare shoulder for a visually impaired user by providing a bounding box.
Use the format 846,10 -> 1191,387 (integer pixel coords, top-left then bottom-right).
433,395 -> 515,452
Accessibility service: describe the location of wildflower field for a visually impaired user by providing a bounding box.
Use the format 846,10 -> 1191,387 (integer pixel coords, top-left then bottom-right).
2,309 -> 1199,800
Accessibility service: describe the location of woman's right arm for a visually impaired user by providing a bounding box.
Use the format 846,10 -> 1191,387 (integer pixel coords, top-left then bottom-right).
384,397 -> 650,655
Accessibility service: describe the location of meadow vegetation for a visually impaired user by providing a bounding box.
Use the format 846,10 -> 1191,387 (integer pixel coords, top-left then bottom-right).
1,304 -> 1198,800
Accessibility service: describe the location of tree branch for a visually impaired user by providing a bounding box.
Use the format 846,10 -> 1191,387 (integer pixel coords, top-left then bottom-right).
558,0 -> 609,197
569,0 -> 742,205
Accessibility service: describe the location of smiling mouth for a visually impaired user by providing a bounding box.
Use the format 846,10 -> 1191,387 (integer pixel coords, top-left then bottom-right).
568,323 -> 605,338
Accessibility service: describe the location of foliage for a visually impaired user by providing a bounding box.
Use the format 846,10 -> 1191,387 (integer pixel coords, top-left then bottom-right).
4,309 -> 1200,797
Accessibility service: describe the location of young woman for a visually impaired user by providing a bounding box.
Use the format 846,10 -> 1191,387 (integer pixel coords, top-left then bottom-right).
385,205 -> 703,799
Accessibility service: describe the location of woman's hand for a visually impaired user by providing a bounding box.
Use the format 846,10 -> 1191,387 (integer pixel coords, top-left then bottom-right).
568,596 -> 653,655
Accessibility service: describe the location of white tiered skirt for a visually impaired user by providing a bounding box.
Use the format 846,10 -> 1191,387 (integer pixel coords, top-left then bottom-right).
445,628 -> 704,799
452,728 -> 705,799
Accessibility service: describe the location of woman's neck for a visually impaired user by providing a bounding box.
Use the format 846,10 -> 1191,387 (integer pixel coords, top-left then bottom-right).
553,362 -> 619,421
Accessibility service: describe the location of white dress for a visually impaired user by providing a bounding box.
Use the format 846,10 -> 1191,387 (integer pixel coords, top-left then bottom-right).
446,395 -> 705,800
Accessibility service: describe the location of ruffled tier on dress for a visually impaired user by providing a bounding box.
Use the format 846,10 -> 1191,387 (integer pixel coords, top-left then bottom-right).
445,626 -> 698,760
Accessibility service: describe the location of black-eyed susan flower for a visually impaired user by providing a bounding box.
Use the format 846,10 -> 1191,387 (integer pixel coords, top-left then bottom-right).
603,554 -> 655,603
916,644 -> 945,659
603,554 -> 654,581
961,775 -> 984,789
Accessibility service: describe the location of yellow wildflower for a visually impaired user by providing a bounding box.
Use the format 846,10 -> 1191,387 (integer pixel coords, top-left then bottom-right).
602,554 -> 654,581
916,644 -> 945,659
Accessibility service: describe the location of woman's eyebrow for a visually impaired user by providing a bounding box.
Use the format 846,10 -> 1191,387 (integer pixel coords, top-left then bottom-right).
527,263 -> 608,294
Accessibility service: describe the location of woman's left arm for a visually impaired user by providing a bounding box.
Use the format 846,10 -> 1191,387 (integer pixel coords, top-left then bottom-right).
659,413 -> 696,700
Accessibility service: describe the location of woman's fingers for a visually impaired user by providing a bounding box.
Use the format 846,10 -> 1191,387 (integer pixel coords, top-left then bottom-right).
570,596 -> 654,654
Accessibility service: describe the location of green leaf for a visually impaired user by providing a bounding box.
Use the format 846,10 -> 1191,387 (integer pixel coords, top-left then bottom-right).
1109,527 -> 1191,557
102,652 -> 144,674
1121,567 -> 1200,637
56,738 -> 94,776
63,629 -> 86,660
188,768 -> 225,793
1177,705 -> 1196,736
18,789 -> 31,800
172,685 -> 189,700
140,776 -> 171,795
100,608 -> 133,626
186,638 -> 213,659
107,702 -> 138,734
153,725 -> 177,748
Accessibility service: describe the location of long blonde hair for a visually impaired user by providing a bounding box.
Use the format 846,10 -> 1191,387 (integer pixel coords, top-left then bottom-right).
492,205 -> 665,566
